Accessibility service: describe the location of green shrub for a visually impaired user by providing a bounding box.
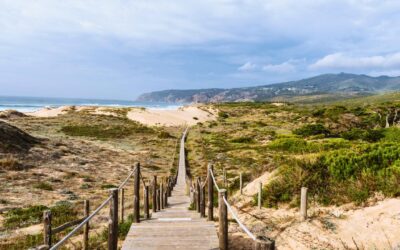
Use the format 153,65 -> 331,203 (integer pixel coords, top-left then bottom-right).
341,128 -> 384,142
323,142 -> 400,181
4,202 -> 77,229
4,205 -> 48,229
33,182 -> 53,191
230,136 -> 254,143
118,215 -> 133,239
60,119 -> 153,139
293,124 -> 330,137
268,138 -> 320,153
260,142 -> 400,207
218,111 -> 229,119
61,125 -> 135,139
101,184 -> 117,189
382,127 -> 400,142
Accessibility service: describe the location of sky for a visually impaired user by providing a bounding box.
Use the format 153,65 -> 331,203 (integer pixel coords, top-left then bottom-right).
1,0 -> 400,100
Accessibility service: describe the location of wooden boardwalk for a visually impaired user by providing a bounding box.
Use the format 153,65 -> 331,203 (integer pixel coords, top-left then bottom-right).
121,130 -> 219,250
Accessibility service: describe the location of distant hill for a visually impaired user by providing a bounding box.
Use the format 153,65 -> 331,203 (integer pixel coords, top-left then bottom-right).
136,73 -> 400,103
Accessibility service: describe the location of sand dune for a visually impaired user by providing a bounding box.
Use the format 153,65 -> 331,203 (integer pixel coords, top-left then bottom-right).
126,106 -> 216,126
25,105 -> 216,126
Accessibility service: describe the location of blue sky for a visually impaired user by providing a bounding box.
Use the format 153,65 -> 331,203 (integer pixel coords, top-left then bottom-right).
1,0 -> 400,100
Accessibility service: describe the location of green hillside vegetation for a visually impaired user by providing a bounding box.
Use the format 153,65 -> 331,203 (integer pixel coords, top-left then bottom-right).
186,94 -> 400,208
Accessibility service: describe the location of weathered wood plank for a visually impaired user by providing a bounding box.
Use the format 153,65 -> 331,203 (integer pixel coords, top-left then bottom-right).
121,129 -> 218,250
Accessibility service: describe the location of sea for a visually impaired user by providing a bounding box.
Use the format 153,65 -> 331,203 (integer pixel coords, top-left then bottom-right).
0,96 -> 181,112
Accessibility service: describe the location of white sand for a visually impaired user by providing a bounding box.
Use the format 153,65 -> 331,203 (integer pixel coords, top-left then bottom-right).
27,106 -> 72,117
24,105 -> 216,126
127,106 -> 216,126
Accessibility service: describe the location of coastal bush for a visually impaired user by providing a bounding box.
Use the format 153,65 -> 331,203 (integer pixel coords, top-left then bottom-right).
218,111 -> 229,119
101,184 -> 117,189
4,202 -> 77,229
293,124 -> 330,137
60,114 -> 154,139
260,142 -> 400,207
230,136 -> 254,143
118,215 -> 133,239
61,125 -> 132,139
268,138 -> 320,153
324,106 -> 347,121
323,142 -> 400,181
382,127 -> 400,142
340,128 -> 384,142
33,182 -> 53,191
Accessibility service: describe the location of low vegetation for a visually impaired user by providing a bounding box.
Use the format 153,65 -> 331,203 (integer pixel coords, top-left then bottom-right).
186,94 -> 400,208
4,202 -> 78,230
0,109 -> 181,249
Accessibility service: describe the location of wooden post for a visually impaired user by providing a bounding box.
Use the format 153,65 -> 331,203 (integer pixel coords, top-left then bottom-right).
108,188 -> 118,250
240,173 -> 243,195
300,187 -> 308,221
120,188 -> 125,223
223,168 -> 227,187
133,162 -> 140,223
160,181 -> 164,209
196,178 -> 201,213
157,189 -> 161,211
144,185 -> 150,219
258,182 -> 262,209
253,236 -> 275,250
168,177 -> 172,196
164,185 -> 168,207
152,176 -> 157,213
43,210 -> 52,247
208,164 -> 214,221
218,189 -> 228,250
83,200 -> 90,250
200,179 -> 206,218
193,184 -> 198,211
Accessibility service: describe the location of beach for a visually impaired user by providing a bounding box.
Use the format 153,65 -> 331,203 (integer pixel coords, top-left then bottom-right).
22,105 -> 217,126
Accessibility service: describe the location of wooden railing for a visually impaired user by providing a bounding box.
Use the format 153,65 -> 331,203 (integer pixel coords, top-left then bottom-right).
191,163 -> 276,250
34,161 -> 177,250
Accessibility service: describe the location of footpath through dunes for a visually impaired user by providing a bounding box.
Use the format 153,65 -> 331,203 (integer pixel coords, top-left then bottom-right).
122,129 -> 219,250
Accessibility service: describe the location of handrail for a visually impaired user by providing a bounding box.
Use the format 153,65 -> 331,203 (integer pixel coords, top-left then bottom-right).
209,168 -> 221,192
49,128 -> 187,249
118,167 -> 136,190
50,195 -> 112,250
208,168 -> 257,241
222,196 -> 256,240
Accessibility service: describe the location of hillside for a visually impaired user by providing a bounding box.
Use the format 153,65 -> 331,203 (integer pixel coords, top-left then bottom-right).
136,73 -> 400,103
0,121 -> 39,153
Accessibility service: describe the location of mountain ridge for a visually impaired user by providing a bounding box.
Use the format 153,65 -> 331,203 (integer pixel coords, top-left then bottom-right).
136,73 -> 400,103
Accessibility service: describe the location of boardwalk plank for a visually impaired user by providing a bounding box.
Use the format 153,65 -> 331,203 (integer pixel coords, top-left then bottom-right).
122,129 -> 219,250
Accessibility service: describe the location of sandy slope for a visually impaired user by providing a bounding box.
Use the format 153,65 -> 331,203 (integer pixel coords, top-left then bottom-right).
25,105 -> 216,126
126,106 -> 216,126
230,171 -> 400,250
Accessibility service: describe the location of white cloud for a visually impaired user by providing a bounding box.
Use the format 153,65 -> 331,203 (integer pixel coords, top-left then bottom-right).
238,62 -> 257,71
262,62 -> 296,73
309,52 -> 400,70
